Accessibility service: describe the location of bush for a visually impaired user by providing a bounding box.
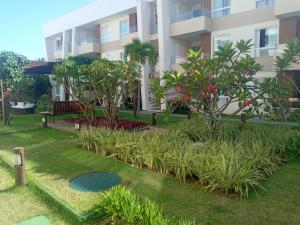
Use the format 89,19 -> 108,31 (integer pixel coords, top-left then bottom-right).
94,186 -> 201,225
36,94 -> 53,112
77,119 -> 300,197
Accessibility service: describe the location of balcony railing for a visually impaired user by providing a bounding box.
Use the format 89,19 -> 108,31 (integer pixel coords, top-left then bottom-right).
171,8 -> 211,23
79,37 -> 99,45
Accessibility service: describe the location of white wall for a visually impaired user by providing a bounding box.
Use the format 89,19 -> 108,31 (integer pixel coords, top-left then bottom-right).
230,0 -> 256,14
43,0 -> 136,38
102,49 -> 123,60
101,15 -> 129,43
212,20 -> 279,57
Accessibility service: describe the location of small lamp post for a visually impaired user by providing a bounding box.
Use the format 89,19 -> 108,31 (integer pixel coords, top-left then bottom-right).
152,113 -> 157,126
40,111 -> 50,128
13,147 -> 25,186
75,122 -> 81,131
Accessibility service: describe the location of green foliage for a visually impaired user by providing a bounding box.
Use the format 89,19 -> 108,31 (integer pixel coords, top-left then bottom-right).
11,76 -> 35,102
275,38 -> 300,73
0,51 -> 29,88
78,119 -> 299,197
151,39 -> 297,134
36,94 -> 53,112
31,74 -> 52,102
124,38 -> 158,66
94,186 -> 201,225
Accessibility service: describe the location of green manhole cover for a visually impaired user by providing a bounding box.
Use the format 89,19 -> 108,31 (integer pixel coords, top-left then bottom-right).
69,172 -> 121,192
16,215 -> 51,225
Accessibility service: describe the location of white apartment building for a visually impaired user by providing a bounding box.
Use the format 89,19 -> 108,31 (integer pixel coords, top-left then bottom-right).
43,0 -> 300,111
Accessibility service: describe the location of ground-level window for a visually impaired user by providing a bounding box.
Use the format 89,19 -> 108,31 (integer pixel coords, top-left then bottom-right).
213,0 -> 230,17
255,27 -> 277,57
213,35 -> 231,53
55,84 -> 62,101
256,0 -> 274,8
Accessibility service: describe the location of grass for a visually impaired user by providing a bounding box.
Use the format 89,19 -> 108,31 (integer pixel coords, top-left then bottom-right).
0,114 -> 300,225
0,161 -> 79,225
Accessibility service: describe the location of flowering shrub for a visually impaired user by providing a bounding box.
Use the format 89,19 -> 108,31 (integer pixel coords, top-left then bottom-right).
151,40 -> 291,135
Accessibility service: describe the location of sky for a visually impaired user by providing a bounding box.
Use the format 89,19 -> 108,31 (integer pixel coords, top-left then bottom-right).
0,0 -> 96,60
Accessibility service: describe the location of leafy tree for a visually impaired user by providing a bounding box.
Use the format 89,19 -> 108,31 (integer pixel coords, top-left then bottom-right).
124,38 -> 158,116
151,40 -> 279,135
0,51 -> 28,124
270,38 -> 300,120
0,51 -> 29,89
89,59 -> 140,124
53,56 -> 96,120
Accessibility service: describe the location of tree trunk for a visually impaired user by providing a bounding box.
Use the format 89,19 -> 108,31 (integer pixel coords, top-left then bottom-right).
137,80 -> 141,116
133,80 -> 138,117
1,79 -> 10,125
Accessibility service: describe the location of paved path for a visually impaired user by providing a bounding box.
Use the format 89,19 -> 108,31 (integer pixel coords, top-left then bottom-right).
120,110 -> 299,127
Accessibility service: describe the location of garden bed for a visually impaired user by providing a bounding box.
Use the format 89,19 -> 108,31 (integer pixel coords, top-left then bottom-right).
64,117 -> 148,131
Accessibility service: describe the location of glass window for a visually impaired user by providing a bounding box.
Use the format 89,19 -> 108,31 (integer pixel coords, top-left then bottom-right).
101,25 -> 109,42
55,37 -> 62,51
55,85 -> 61,100
213,0 -> 230,17
214,35 -> 231,52
255,27 -> 277,57
120,20 -> 129,35
256,0 -> 275,8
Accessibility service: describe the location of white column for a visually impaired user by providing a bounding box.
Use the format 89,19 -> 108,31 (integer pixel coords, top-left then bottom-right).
137,0 -> 152,111
71,27 -> 78,56
62,31 -> 67,59
157,0 -> 173,110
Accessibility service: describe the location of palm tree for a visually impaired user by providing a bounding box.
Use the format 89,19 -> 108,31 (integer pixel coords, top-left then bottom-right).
124,38 -> 158,117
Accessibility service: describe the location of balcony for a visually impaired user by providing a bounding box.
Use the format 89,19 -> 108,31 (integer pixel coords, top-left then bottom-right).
274,0 -> 300,18
53,48 -> 62,60
170,9 -> 212,37
121,32 -> 138,47
78,38 -> 100,55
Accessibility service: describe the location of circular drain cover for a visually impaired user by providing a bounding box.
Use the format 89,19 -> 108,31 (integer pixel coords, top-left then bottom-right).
69,172 -> 121,192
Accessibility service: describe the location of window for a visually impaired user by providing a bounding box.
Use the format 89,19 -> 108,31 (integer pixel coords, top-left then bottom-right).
214,35 -> 230,52
255,27 -> 277,57
120,20 -> 129,36
213,0 -> 230,17
55,37 -> 62,51
55,84 -> 62,100
256,0 -> 274,8
218,96 -> 230,108
101,25 -> 109,42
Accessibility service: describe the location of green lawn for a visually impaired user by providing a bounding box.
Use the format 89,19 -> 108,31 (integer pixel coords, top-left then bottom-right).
0,162 -> 79,225
0,114 -> 300,225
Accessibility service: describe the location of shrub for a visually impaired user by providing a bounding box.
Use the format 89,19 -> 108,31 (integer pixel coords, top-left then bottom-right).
36,94 -> 53,112
77,120 -> 300,197
94,186 -> 201,225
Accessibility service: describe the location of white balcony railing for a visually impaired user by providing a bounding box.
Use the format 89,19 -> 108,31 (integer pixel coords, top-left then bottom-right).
171,8 -> 211,23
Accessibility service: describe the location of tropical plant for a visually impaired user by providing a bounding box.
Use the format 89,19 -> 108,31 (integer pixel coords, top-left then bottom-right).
150,40 -> 293,135
77,121 -> 299,197
89,59 -> 140,124
0,51 -> 29,124
53,56 -> 96,120
11,76 -> 35,102
94,186 -> 201,225
124,38 -> 159,116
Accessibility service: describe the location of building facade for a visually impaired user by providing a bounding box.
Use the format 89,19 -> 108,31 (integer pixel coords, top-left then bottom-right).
43,0 -> 300,111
